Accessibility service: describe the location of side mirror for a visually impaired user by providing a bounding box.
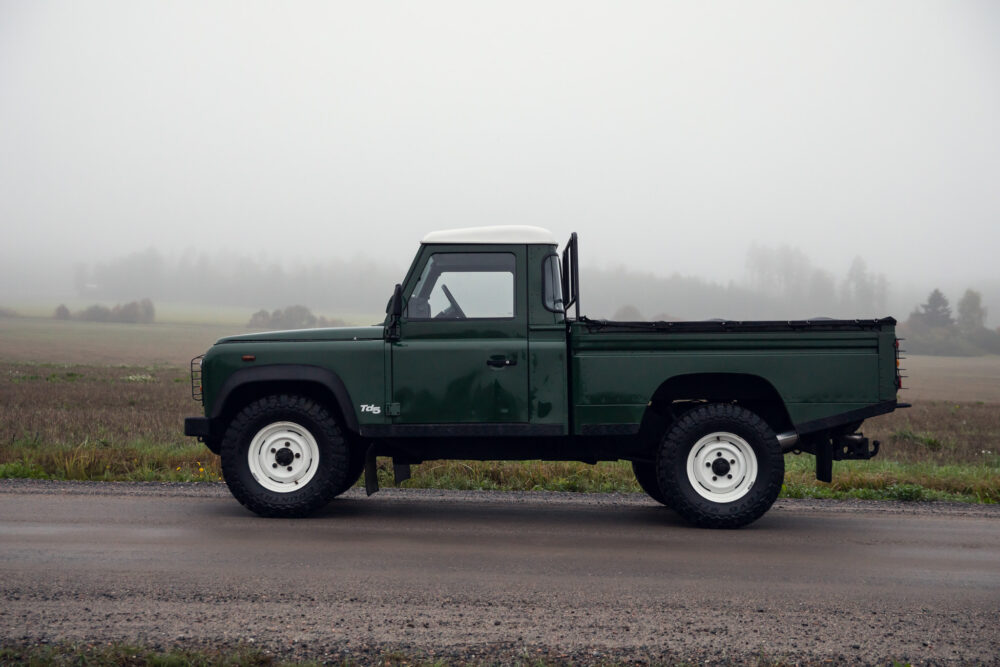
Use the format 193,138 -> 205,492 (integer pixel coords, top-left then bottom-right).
391,283 -> 403,319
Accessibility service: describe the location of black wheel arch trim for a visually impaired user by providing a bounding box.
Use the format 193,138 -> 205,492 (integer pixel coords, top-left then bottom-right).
210,364 -> 359,433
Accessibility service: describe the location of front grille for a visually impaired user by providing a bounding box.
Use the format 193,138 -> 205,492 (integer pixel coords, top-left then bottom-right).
191,354 -> 205,403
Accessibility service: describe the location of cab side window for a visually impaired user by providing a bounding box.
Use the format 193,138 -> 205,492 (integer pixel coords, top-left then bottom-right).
406,253 -> 515,320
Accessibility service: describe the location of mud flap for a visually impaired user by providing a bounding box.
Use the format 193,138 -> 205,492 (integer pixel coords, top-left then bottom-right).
393,460 -> 411,486
364,445 -> 379,496
816,440 -> 833,483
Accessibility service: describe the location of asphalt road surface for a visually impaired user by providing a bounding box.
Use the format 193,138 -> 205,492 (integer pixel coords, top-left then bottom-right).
2,480 -> 999,664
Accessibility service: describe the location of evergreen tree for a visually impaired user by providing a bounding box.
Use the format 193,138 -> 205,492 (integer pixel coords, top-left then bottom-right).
957,289 -> 986,335
919,289 -> 954,328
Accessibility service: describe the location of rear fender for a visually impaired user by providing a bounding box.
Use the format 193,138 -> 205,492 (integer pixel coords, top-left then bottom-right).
640,373 -> 793,445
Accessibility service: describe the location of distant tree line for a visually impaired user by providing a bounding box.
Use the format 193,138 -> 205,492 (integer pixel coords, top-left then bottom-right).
247,305 -> 344,330
70,247 -> 998,355
54,299 -> 155,324
587,245 -> 892,323
73,248 -> 396,314
901,289 -> 1000,356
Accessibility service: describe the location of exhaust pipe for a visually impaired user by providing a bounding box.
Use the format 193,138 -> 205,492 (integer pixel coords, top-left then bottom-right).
776,431 -> 799,452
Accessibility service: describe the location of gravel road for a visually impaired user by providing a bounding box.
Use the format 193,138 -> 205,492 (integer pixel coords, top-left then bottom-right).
1,480 -> 999,665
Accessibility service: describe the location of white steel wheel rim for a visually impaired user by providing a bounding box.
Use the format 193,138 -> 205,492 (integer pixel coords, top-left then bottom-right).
686,431 -> 758,503
247,421 -> 320,493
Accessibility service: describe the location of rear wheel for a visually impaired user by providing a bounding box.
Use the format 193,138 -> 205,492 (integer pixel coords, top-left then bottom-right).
220,394 -> 350,517
657,403 -> 784,528
631,461 -> 668,506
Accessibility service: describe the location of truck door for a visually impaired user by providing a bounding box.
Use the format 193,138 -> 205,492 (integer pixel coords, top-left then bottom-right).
390,247 -> 529,424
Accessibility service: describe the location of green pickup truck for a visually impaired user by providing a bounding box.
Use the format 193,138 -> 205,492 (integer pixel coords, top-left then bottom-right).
185,226 -> 904,527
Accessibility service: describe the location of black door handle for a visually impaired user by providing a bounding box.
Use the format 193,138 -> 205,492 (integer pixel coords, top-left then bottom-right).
486,357 -> 517,368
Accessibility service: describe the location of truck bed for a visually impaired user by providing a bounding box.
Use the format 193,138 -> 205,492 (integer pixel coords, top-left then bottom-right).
568,316 -> 900,437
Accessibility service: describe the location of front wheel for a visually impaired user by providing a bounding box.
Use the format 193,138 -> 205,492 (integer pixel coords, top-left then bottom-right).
657,403 -> 784,528
220,395 -> 351,517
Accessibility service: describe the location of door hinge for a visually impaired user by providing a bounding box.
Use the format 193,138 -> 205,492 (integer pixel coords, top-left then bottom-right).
386,402 -> 401,417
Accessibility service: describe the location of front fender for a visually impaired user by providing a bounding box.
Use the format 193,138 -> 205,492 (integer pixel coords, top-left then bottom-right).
210,364 -> 360,433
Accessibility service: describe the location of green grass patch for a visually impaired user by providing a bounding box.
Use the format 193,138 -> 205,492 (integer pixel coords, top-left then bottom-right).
781,456 -> 999,503
374,459 -> 640,494
0,438 -> 223,483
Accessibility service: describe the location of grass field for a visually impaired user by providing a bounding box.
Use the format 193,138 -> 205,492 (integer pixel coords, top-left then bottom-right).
1,317 -> 998,502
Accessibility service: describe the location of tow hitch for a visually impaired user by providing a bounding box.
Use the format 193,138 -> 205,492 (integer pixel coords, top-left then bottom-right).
795,432 -> 881,483
814,433 -> 880,483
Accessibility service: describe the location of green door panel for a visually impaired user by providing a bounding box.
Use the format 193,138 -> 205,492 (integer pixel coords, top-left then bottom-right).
392,338 -> 528,422
391,244 -> 529,424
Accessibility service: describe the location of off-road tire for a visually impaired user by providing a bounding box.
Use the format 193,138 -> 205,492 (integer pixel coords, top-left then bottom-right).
220,394 -> 350,517
631,461 -> 669,506
657,403 -> 783,529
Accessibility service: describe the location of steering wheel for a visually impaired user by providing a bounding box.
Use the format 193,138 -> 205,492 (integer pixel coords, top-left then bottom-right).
439,284 -> 467,319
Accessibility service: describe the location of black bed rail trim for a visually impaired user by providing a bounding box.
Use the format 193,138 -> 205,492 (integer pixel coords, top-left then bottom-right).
579,317 -> 896,334
794,400 -> 901,435
360,423 -> 565,438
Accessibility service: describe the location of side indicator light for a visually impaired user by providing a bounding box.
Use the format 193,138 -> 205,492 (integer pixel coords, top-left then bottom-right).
242,355 -> 256,362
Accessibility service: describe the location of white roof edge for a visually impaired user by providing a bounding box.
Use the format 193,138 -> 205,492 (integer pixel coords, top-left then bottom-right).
421,225 -> 557,245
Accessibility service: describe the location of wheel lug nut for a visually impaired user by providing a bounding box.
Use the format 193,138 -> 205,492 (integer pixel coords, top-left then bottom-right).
270,448 -> 276,453
286,466 -> 292,472
712,476 -> 717,481
730,459 -> 735,464
706,462 -> 711,467
295,453 -> 301,458
716,452 -> 722,457
727,474 -> 733,479
272,463 -> 277,468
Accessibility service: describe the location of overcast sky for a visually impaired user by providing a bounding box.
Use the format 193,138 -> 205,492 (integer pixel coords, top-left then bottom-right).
2,1 -> 998,297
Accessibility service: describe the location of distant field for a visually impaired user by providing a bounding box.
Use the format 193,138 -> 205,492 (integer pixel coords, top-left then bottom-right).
900,354 -> 1000,403
0,317 -> 236,365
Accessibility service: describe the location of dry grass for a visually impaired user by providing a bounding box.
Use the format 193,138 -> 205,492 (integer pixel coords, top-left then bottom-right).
858,401 -> 999,465
899,354 -> 1000,403
0,362 -> 220,482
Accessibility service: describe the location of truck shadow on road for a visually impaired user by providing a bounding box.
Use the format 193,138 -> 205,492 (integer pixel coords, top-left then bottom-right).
203,493 -> 789,535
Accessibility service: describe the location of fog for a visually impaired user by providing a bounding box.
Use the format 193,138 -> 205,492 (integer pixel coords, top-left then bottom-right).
2,1 -> 998,322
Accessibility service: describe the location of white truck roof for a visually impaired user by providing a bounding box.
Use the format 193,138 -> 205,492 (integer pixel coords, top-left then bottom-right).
421,225 -> 557,245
